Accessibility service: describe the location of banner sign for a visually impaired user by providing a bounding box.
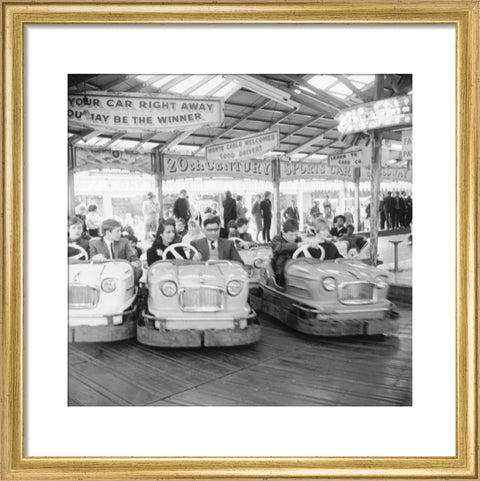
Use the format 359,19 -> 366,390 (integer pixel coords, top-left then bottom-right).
361,166 -> 412,182
205,129 -> 279,162
68,92 -> 224,132
328,147 -> 371,168
335,95 -> 412,134
74,147 -> 154,173
280,161 -> 355,181
402,129 -> 412,161
162,154 -> 273,181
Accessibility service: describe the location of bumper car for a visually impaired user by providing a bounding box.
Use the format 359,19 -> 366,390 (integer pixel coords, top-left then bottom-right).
229,237 -> 272,288
249,242 -> 399,337
138,243 -> 261,347
68,258 -> 139,342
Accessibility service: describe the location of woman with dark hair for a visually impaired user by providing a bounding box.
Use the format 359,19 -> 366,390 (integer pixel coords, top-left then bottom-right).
147,218 -> 186,265
68,216 -> 91,259
86,204 -> 101,237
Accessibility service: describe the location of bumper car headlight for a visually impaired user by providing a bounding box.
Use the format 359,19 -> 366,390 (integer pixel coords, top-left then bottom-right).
375,275 -> 389,289
160,281 -> 177,297
227,280 -> 244,296
101,278 -> 117,293
321,276 -> 337,292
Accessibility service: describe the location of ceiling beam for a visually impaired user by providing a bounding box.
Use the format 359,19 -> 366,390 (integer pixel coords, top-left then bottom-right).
160,129 -> 198,153
301,140 -> 338,161
280,115 -> 328,143
102,75 -> 131,91
336,75 -> 372,102
287,128 -> 338,155
126,75 -> 168,93
131,131 -> 158,151
68,128 -> 96,145
68,75 -> 99,89
182,75 -> 216,95
102,131 -> 127,149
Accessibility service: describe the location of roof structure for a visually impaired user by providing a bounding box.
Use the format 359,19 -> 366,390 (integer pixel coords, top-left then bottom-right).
68,74 -> 412,163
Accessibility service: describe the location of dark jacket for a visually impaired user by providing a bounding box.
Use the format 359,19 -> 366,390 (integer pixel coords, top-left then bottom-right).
173,197 -> 190,221
222,197 -> 237,227
260,198 -> 272,219
330,226 -> 347,238
147,238 -> 187,266
271,234 -> 302,279
284,206 -> 299,221
191,237 -> 243,263
310,242 -> 343,260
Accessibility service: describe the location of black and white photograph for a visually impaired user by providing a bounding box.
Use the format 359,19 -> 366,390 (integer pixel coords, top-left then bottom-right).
68,73 -> 413,407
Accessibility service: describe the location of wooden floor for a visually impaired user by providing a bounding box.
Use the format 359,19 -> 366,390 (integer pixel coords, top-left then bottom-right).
69,304 -> 412,406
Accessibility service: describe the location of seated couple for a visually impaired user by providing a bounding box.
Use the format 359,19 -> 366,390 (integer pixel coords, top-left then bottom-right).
272,218 -> 343,286
147,216 -> 243,266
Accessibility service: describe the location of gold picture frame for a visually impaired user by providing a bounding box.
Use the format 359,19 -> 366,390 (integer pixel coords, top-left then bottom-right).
1,1 -> 478,479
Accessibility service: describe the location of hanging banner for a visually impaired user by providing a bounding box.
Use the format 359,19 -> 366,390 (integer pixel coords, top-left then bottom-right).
402,129 -> 412,161
205,129 -> 279,162
74,147 -> 154,174
328,147 -> 371,168
162,154 -> 273,181
360,166 -> 412,182
280,161 -> 355,181
68,92 -> 224,132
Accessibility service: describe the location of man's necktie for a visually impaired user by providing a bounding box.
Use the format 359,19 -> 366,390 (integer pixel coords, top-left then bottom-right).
110,243 -> 115,259
210,241 -> 216,250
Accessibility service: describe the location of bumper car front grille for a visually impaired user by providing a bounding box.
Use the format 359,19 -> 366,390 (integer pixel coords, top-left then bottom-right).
69,284 -> 100,309
338,282 -> 374,304
180,287 -> 224,312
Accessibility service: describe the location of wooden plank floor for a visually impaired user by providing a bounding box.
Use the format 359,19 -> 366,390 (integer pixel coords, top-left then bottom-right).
69,304 -> 412,406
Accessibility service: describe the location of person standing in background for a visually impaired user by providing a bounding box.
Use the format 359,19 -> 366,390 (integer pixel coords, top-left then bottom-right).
142,192 -> 161,238
383,191 -> 394,230
323,195 -> 332,221
86,204 -> 101,237
260,191 -> 273,242
379,194 -> 386,230
222,190 -> 237,230
74,203 -> 87,232
310,200 -> 321,221
283,199 -> 299,222
172,189 -> 190,222
236,195 -> 248,219
405,194 -> 413,227
251,194 -> 263,242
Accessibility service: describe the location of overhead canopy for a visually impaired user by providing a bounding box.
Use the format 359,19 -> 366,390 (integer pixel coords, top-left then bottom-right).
68,74 -> 412,163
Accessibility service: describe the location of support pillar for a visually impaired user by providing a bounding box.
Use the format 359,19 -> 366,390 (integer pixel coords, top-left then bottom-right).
354,168 -> 361,231
154,149 -> 164,218
369,74 -> 384,267
273,158 -> 281,235
68,144 -> 76,217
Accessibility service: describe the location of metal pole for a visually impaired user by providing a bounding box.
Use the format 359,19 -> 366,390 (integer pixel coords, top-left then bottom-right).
273,158 -> 281,235
68,144 -> 76,217
354,167 -> 361,231
155,149 -> 164,219
369,74 -> 384,266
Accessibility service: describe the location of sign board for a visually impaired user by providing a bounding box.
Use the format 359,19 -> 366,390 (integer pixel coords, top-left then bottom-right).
162,154 -> 273,181
335,95 -> 413,134
68,92 -> 224,132
402,129 -> 412,161
280,161 -> 355,181
360,166 -> 412,182
205,129 -> 279,163
328,147 -> 371,168
74,147 -> 154,173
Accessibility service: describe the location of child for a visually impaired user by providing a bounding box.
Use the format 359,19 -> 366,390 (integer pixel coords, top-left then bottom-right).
227,219 -> 240,239
236,218 -> 255,248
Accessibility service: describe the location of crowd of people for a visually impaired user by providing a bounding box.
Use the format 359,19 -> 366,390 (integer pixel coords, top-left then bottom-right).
69,188 -> 411,284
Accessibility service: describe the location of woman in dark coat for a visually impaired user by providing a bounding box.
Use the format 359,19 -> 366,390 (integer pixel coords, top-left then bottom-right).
147,218 -> 187,266
222,190 -> 237,231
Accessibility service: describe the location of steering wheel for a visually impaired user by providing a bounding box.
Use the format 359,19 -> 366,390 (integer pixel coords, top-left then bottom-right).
229,237 -> 248,249
68,243 -> 88,260
162,243 -> 199,260
292,242 -> 325,260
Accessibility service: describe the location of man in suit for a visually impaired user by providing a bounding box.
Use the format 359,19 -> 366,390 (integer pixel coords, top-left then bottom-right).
383,191 -> 394,230
90,219 -> 142,282
260,191 -> 272,242
283,199 -> 300,222
191,216 -> 243,264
